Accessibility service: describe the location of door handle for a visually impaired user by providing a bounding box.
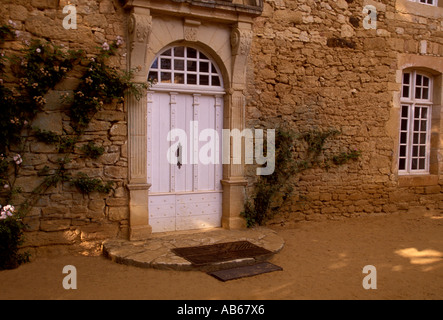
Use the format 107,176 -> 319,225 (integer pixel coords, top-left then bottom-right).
176,143 -> 182,169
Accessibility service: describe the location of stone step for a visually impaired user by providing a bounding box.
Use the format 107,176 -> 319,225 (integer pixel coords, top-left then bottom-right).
103,227 -> 284,271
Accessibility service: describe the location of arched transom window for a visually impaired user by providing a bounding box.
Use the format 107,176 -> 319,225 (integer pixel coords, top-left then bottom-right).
148,46 -> 223,89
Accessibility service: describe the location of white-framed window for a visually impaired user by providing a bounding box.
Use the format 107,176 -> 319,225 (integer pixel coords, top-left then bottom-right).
399,71 -> 433,174
408,0 -> 438,6
147,46 -> 223,89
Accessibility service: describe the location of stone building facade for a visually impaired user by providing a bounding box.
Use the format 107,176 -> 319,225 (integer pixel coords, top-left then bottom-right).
0,0 -> 442,251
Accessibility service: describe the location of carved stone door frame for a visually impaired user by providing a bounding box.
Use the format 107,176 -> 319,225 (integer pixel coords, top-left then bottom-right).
123,0 -> 263,240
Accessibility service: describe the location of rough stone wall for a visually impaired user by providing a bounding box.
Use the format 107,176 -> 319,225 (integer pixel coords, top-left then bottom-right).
1,0 -> 130,252
246,0 -> 443,222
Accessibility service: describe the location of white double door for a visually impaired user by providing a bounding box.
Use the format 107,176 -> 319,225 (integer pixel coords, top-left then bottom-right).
147,91 -> 224,232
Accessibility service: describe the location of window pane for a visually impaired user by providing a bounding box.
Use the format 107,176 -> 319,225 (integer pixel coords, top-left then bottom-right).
187,74 -> 197,85
161,72 -> 171,83
161,58 -> 171,70
400,132 -> 407,144
200,75 -> 209,86
419,158 -> 425,170
212,76 -> 221,87
411,158 -> 418,170
175,60 -> 185,71
412,146 -> 418,157
401,106 -> 409,118
422,88 -> 429,100
187,61 -> 197,72
420,133 -> 427,144
399,158 -> 406,170
151,58 -> 158,69
419,146 -> 426,157
423,76 -> 429,87
403,73 -> 410,85
187,47 -> 197,58
401,119 -> 408,131
400,145 -> 407,157
421,107 -> 428,118
148,71 -> 158,83
174,47 -> 185,57
414,120 -> 420,131
413,133 -> 419,144
402,86 -> 409,98
414,107 -> 420,118
420,120 -> 427,131
200,61 -> 209,73
162,49 -> 172,56
415,87 -> 421,99
200,52 -> 208,60
174,73 -> 185,84
416,74 -> 422,86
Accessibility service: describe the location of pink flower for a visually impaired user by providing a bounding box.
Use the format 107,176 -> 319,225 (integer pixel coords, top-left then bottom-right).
102,42 -> 110,51
0,204 -> 15,220
13,154 -> 22,165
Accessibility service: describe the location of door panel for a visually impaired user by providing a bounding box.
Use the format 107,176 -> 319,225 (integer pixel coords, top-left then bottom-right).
148,91 -> 223,233
150,92 -> 172,193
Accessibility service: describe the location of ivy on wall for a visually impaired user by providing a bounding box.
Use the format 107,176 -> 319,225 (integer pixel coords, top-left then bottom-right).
242,126 -> 362,227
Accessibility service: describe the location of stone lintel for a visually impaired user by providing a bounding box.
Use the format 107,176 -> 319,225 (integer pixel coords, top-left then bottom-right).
123,0 -> 262,23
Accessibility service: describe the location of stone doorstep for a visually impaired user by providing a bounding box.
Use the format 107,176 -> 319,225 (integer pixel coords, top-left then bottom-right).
102,227 -> 285,271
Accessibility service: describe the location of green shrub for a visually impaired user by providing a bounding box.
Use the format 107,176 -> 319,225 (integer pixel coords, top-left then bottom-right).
81,141 -> 105,159
0,205 -> 29,270
71,173 -> 114,194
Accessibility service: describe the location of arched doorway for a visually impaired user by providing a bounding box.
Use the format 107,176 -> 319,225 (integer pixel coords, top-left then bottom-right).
147,46 -> 225,232
124,1 -> 262,240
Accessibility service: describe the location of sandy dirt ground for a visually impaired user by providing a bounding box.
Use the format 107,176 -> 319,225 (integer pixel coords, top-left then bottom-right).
0,208 -> 442,300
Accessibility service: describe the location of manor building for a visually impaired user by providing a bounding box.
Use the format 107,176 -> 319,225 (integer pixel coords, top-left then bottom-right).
1,0 -> 442,249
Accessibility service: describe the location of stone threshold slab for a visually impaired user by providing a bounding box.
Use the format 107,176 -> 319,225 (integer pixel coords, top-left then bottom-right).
102,227 -> 284,271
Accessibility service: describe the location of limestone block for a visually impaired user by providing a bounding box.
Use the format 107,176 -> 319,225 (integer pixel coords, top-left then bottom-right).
104,165 -> 127,179
108,206 -> 129,221
109,122 -> 127,136
341,24 -> 355,38
85,120 -> 112,132
23,230 -> 79,247
40,219 -> 72,231
95,110 -> 125,122
100,153 -> 120,165
31,0 -> 58,9
64,206 -> 88,219
30,142 -> 57,154
99,0 -> 116,14
32,112 -> 63,135
25,15 -> 66,40
15,176 -> 43,193
121,141 -> 128,158
87,209 -> 105,221
42,206 -> 69,218
79,223 -> 119,241
84,14 -> 108,28
106,198 -> 128,206
88,199 -> 106,211
23,216 -> 40,232
9,5 -> 28,21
